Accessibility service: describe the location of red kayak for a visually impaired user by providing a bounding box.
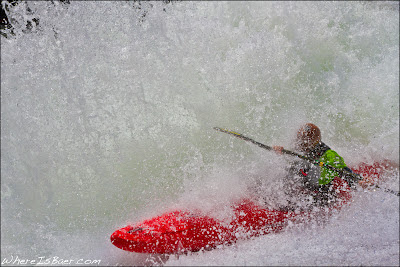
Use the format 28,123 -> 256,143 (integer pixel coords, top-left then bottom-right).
110,161 -> 391,254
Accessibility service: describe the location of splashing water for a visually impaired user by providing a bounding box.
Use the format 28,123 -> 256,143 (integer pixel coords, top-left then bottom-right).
1,1 -> 398,266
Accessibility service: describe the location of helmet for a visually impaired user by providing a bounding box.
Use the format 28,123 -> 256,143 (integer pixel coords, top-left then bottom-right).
295,123 -> 321,152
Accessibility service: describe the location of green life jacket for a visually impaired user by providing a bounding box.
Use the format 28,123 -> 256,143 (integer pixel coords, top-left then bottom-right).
318,149 -> 347,185
304,142 -> 347,185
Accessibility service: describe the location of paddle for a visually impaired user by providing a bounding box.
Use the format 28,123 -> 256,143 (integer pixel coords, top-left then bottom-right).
214,127 -> 400,197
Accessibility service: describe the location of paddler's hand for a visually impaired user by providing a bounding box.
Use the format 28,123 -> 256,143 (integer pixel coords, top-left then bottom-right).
358,176 -> 376,189
273,146 -> 284,155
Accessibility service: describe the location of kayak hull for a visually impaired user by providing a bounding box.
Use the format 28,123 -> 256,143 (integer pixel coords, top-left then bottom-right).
110,202 -> 295,254
111,162 -> 388,254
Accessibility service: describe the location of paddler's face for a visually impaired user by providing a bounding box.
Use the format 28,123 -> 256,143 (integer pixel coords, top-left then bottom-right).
295,136 -> 315,152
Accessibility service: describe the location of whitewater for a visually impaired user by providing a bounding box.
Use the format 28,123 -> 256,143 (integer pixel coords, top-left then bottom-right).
1,1 -> 399,266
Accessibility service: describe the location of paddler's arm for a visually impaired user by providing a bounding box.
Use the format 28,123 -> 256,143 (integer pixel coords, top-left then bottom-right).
341,166 -> 374,188
358,175 -> 376,188
273,146 -> 284,154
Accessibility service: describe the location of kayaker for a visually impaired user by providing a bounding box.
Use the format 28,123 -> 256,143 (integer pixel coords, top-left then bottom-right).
273,123 -> 356,209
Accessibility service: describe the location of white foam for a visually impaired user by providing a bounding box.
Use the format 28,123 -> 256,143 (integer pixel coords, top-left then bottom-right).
1,1 -> 398,265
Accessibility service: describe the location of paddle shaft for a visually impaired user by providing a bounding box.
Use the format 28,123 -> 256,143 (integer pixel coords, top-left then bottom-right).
214,127 -> 399,196
214,127 -> 349,175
